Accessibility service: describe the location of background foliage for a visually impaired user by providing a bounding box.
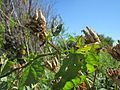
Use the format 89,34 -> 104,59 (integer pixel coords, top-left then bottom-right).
0,0 -> 120,90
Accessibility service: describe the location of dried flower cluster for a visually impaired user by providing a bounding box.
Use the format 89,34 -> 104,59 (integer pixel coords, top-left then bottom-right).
25,9 -> 46,42
45,58 -> 59,72
107,68 -> 120,86
107,41 -> 120,61
82,26 -> 101,44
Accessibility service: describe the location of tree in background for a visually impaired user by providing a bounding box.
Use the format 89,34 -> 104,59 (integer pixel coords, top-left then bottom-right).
99,34 -> 114,47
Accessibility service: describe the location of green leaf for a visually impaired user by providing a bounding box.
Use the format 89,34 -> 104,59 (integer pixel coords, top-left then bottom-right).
0,0 -> 2,8
1,61 -> 14,76
72,77 -> 80,86
85,53 -> 99,66
79,75 -> 86,83
19,66 -> 30,90
53,53 -> 82,89
70,47 -> 75,53
90,44 -> 101,52
0,23 -> 5,33
47,31 -> 52,41
68,35 -> 76,42
76,36 -> 85,47
76,45 -> 91,54
19,57 -> 44,90
86,64 -> 96,73
0,81 -> 8,90
52,24 -> 63,36
10,17 -> 15,29
63,81 -> 74,90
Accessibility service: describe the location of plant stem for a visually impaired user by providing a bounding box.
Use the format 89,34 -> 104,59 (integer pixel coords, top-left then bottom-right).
92,69 -> 97,90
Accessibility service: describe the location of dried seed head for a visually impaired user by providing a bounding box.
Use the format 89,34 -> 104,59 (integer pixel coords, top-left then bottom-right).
107,68 -> 120,86
38,10 -> 46,23
45,58 -> 59,72
33,9 -> 39,20
82,27 -> 101,44
107,41 -> 120,60
86,26 -> 101,43
25,9 -> 47,46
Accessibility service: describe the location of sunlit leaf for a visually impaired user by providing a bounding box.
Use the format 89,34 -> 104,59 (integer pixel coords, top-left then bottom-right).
76,45 -> 91,54
68,35 -> 76,42
63,81 -> 74,90
76,36 -> 85,47
85,53 -> 99,66
86,64 -> 96,73
72,77 -> 80,86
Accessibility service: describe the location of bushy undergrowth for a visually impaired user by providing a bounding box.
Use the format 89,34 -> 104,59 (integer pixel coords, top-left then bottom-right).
0,0 -> 120,90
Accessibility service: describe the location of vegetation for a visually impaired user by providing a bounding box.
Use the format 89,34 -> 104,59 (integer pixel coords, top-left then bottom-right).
0,0 -> 120,90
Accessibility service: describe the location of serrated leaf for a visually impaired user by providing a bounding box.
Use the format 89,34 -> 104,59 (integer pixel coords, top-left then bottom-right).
19,66 -> 30,90
19,58 -> 44,90
53,53 -> 82,89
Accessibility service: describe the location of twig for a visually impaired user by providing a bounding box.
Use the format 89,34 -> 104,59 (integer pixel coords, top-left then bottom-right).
11,0 -> 21,25
28,0 -> 32,15
0,61 -> 31,78
47,41 -> 60,53
0,8 -> 27,29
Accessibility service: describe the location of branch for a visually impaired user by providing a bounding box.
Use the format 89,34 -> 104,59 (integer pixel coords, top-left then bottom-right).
28,0 -> 32,15
0,52 -> 57,78
92,69 -> 97,90
47,41 -> 60,53
11,0 -> 21,25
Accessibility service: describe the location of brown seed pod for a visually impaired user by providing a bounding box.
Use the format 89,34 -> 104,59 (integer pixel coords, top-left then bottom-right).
25,9 -> 47,46
107,41 -> 120,60
45,58 -> 59,72
86,26 -> 101,43
82,29 -> 95,43
108,69 -> 120,77
33,9 -> 39,20
107,69 -> 113,77
82,27 -> 101,44
107,68 -> 120,86
45,61 -> 53,69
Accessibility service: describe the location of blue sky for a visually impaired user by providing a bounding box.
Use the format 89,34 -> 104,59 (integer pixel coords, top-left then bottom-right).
55,0 -> 120,40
